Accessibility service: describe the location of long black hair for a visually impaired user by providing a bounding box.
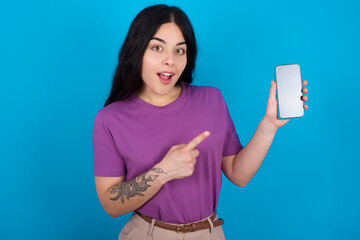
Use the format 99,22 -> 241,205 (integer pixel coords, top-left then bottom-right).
104,4 -> 197,107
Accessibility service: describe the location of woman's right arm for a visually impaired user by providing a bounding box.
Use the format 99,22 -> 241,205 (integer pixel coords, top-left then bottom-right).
95,164 -> 170,217
95,131 -> 210,217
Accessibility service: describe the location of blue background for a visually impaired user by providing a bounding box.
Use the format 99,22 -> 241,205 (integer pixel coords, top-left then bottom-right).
1,0 -> 359,239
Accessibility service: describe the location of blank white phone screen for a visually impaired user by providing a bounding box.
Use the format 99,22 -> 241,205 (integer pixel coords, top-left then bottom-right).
275,64 -> 304,118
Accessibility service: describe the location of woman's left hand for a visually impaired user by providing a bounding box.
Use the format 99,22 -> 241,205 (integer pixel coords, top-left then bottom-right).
262,80 -> 308,133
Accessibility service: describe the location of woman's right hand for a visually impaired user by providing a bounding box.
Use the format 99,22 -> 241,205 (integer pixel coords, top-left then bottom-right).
156,131 -> 210,181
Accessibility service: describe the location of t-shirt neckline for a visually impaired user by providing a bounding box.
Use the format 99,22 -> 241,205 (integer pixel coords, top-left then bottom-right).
132,81 -> 188,111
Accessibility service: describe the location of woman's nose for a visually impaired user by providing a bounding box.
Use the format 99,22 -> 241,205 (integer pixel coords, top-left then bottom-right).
163,51 -> 174,66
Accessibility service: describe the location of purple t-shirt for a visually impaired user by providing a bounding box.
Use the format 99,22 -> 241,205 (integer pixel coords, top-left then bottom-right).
92,81 -> 243,224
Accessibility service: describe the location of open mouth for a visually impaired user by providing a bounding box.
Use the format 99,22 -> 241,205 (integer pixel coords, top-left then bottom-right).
157,72 -> 174,81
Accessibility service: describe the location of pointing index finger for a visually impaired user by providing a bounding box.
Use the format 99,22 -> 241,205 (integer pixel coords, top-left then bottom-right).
184,131 -> 210,151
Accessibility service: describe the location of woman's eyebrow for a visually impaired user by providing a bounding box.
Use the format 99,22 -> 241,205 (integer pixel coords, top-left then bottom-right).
151,37 -> 187,46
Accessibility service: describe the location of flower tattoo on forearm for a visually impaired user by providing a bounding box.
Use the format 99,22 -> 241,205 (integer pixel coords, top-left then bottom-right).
108,168 -> 165,203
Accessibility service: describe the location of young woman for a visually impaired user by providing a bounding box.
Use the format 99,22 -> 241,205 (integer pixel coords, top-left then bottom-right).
92,4 -> 308,240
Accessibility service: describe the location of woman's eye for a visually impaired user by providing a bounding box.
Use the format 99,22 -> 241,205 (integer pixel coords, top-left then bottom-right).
176,48 -> 185,55
151,46 -> 162,51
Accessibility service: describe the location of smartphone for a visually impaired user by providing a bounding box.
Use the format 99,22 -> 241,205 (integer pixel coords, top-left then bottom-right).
275,64 -> 304,119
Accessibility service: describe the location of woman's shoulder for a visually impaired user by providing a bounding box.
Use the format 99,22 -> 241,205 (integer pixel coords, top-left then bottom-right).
95,97 -> 135,120
96,101 -> 120,115
185,82 -> 224,99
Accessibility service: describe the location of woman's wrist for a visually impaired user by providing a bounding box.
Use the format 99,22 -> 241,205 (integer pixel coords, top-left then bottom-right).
153,162 -> 174,185
259,117 -> 278,136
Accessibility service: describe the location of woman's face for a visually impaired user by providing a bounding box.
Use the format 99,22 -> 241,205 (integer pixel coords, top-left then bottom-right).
139,22 -> 187,102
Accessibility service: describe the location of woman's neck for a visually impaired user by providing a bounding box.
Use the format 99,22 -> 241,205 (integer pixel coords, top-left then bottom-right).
137,85 -> 182,107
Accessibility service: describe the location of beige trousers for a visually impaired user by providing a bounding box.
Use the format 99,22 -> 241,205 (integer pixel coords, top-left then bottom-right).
118,212 -> 226,240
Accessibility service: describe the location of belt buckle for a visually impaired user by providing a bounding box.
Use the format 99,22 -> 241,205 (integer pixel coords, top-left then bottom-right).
176,224 -> 186,233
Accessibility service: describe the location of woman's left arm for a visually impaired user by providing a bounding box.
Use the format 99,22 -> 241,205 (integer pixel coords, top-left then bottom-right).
221,80 -> 308,187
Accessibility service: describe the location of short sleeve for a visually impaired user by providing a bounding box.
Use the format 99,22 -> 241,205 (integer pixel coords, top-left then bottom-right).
92,111 -> 126,177
220,93 -> 243,157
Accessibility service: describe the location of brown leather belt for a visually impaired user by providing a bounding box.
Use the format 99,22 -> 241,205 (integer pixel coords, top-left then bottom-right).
136,212 -> 224,233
